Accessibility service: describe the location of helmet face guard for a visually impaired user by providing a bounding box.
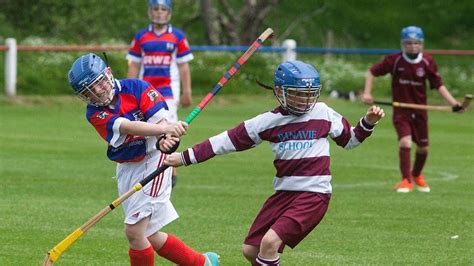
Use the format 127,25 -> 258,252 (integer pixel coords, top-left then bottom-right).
273,60 -> 322,116
148,0 -> 172,25
68,53 -> 115,107
275,85 -> 321,116
75,70 -> 115,106
400,26 -> 424,56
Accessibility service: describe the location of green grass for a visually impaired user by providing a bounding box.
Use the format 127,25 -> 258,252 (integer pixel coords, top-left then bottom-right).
0,95 -> 473,265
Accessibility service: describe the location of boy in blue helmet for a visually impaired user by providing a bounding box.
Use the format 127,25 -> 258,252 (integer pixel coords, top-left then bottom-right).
68,53 -> 219,266
165,60 -> 385,265
127,0 -> 194,188
361,26 -> 464,193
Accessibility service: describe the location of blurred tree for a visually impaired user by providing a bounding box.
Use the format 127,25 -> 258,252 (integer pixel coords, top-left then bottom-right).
199,0 -> 279,45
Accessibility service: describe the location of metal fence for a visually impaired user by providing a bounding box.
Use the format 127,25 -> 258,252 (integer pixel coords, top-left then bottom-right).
2,38 -> 474,96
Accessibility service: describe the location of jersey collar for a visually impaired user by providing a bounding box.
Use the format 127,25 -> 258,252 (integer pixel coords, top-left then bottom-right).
402,52 -> 423,64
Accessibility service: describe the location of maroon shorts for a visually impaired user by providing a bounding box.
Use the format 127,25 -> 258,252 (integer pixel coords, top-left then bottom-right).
244,191 -> 331,252
393,111 -> 429,147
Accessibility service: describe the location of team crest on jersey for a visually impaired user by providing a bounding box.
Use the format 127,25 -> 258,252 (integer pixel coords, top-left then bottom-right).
166,42 -> 174,51
97,111 -> 109,120
147,89 -> 159,102
416,67 -> 425,77
133,110 -> 144,121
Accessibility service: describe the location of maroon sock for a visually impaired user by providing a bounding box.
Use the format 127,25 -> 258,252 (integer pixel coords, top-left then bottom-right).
253,254 -> 280,266
412,152 -> 428,177
399,147 -> 411,181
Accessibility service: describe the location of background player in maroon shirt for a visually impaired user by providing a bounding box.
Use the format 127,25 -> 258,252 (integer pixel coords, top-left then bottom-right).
127,0 -> 194,188
361,26 -> 464,193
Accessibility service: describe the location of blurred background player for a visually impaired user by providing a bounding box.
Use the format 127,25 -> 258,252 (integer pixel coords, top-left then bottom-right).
68,53 -> 218,266
361,26 -> 464,193
165,60 -> 385,265
127,0 -> 193,187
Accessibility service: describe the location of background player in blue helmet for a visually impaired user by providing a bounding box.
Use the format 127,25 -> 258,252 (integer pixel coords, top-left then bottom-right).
127,0 -> 194,187
165,60 -> 385,265
361,26 -> 464,193
68,53 -> 219,266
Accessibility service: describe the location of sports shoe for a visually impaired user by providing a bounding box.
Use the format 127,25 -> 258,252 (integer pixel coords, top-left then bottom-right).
395,178 -> 413,193
413,175 -> 430,192
203,252 -> 220,266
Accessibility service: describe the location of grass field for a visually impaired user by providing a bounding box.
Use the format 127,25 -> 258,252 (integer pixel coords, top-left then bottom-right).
0,95 -> 473,265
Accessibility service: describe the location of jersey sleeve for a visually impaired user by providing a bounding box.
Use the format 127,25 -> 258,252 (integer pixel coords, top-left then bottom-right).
87,108 -> 129,148
425,56 -> 443,89
126,33 -> 143,63
137,80 -> 169,124
180,117 -> 262,166
176,33 -> 194,64
327,105 -> 375,149
370,55 -> 394,77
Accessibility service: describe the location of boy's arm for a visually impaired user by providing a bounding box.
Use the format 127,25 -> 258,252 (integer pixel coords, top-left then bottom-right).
331,105 -> 385,150
164,121 -> 260,167
361,71 -> 376,104
120,119 -> 188,138
178,62 -> 192,107
437,85 -> 463,112
127,61 -> 141,78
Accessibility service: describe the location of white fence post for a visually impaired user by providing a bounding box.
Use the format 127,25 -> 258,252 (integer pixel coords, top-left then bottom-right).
5,38 -> 17,96
282,39 -> 297,61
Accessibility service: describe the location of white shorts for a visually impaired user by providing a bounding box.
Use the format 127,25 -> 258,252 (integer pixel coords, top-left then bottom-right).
166,99 -> 178,123
116,150 -> 178,237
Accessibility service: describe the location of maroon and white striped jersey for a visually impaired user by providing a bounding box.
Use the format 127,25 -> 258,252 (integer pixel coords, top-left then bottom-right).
180,102 -> 375,193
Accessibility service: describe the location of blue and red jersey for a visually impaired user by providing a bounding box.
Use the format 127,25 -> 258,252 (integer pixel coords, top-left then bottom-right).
86,79 -> 169,163
127,24 -> 193,100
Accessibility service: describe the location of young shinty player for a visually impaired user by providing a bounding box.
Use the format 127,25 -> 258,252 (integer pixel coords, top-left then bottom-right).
361,26 -> 464,193
165,60 -> 385,265
68,53 -> 219,266
127,0 -> 194,188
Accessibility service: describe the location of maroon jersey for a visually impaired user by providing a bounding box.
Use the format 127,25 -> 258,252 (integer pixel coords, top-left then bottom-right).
370,52 -> 443,107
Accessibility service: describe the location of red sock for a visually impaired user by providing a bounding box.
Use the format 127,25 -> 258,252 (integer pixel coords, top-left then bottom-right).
156,233 -> 205,266
399,147 -> 411,181
412,152 -> 428,177
129,245 -> 154,266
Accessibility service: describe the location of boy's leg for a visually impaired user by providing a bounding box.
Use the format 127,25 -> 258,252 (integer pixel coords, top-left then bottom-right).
252,229 -> 282,266
393,114 -> 414,192
411,116 -> 430,192
413,146 -> 428,177
125,218 -> 154,266
166,98 -> 179,188
242,244 -> 259,262
153,232 -> 206,265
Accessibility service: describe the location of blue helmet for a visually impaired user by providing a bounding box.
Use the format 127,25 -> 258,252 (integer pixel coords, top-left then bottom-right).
273,60 -> 321,115
148,0 -> 172,24
401,26 -> 424,42
67,53 -> 115,106
149,0 -> 172,10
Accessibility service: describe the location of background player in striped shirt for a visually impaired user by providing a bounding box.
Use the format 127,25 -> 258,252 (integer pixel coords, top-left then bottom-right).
165,60 -> 385,265
361,26 -> 464,193
68,53 -> 219,266
127,0 -> 193,187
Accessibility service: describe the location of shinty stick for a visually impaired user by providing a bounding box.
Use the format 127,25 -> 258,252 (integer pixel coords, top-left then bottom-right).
42,27 -> 274,265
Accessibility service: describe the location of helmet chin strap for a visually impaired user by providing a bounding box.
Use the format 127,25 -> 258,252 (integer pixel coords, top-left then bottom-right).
405,53 -> 419,59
